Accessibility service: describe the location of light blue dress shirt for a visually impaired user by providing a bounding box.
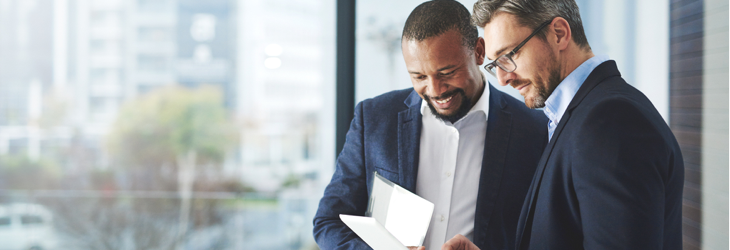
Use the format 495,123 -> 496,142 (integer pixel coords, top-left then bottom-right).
543,55 -> 610,141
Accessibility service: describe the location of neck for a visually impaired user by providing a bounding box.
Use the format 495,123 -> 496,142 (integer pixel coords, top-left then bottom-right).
469,72 -> 487,110
558,46 -> 595,81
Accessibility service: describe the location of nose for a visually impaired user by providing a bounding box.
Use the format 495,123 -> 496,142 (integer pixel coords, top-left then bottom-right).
425,77 -> 449,98
496,67 -> 515,87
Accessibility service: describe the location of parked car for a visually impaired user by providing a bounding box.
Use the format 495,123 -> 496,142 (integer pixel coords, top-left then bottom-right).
0,203 -> 58,250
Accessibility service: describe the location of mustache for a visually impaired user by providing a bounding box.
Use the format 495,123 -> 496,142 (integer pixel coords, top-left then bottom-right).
510,78 -> 531,89
424,88 -> 466,101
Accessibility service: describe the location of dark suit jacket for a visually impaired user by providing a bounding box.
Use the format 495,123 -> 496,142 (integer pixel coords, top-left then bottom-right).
314,84 -> 548,250
515,61 -> 684,250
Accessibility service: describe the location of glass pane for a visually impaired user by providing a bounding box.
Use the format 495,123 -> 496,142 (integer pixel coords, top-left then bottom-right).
20,215 -> 44,225
0,0 -> 335,249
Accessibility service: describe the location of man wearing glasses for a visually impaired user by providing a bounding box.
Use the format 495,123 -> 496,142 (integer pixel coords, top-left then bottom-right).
440,0 -> 684,249
314,0 -> 550,249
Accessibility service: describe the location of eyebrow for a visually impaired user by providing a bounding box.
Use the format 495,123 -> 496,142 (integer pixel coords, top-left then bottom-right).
408,64 -> 458,75
488,42 -> 519,61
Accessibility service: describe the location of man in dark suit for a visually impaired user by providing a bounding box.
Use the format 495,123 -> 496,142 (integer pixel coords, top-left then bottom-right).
313,1 -> 548,249
442,0 -> 684,249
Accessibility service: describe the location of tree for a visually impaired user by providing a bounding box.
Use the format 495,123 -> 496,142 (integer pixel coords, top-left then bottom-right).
107,85 -> 237,249
108,85 -> 235,181
0,155 -> 60,191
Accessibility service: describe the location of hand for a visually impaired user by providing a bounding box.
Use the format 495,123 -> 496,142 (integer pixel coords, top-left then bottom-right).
441,234 -> 480,250
407,246 -> 425,250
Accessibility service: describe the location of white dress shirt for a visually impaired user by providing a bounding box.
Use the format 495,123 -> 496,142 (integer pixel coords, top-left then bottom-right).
416,85 -> 489,250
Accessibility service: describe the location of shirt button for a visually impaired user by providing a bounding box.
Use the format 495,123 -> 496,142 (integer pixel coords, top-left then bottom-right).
440,215 -> 445,222
445,172 -> 451,177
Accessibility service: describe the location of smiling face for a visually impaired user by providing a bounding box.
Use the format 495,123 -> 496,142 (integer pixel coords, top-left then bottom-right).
482,13 -> 562,109
402,29 -> 486,123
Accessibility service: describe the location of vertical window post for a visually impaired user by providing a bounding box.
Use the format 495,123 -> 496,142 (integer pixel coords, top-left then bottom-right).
335,0 -> 356,158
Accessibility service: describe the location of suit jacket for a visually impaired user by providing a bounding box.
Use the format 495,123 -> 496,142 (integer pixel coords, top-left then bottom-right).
515,61 -> 684,250
314,84 -> 548,250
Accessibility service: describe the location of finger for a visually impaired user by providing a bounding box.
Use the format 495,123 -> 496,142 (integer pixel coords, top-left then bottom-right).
442,234 -> 470,250
442,237 -> 458,250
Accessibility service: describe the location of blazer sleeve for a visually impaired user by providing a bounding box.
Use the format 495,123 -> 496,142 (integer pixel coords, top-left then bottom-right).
313,101 -> 371,250
571,98 -> 674,249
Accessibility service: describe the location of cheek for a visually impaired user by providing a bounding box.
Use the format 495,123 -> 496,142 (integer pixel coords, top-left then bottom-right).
513,49 -> 548,79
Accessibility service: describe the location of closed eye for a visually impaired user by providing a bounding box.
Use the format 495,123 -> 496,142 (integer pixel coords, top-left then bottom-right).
440,70 -> 456,76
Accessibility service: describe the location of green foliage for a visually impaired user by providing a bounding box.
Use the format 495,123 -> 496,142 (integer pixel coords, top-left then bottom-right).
280,173 -> 302,189
0,155 -> 61,189
107,85 -> 237,168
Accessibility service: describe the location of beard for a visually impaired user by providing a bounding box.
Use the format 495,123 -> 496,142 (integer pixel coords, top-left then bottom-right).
529,65 -> 561,108
516,52 -> 562,109
424,88 -> 472,124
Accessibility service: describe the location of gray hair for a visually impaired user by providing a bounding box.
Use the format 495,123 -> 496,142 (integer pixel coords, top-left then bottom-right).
472,0 -> 590,50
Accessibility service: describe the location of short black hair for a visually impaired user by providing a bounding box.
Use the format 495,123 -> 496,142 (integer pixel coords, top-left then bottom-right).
402,0 -> 479,50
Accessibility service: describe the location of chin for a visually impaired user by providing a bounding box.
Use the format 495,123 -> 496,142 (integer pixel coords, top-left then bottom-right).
436,110 -> 455,117
523,97 -> 539,109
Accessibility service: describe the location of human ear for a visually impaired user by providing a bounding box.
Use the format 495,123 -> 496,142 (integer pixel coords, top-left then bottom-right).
474,37 -> 486,65
550,17 -> 572,51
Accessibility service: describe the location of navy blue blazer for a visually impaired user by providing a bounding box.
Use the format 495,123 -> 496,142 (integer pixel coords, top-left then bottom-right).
314,84 -> 548,250
515,61 -> 684,250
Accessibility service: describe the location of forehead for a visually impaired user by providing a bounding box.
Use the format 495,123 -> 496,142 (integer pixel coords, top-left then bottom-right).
482,13 -> 533,59
401,29 -> 468,70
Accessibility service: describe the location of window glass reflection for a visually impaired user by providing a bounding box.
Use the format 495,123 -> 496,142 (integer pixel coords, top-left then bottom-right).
0,0 -> 334,249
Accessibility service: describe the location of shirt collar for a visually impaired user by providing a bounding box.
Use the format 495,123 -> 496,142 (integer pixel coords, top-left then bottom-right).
420,80 -> 491,124
543,55 -> 609,125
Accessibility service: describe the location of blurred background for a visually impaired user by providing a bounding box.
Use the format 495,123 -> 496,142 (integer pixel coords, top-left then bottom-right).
0,0 -> 725,249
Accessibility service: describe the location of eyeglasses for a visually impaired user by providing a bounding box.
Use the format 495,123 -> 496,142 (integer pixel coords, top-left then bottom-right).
484,20 -> 553,77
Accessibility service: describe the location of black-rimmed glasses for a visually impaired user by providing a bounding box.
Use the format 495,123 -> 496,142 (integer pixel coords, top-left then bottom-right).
484,20 -> 553,77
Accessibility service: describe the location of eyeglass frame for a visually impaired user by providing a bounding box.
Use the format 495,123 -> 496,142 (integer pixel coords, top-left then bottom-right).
483,19 -> 553,77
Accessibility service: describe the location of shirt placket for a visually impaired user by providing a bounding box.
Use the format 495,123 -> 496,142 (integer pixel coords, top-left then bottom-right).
432,125 -> 459,244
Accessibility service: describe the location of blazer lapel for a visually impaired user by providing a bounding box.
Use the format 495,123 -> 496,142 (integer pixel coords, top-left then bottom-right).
473,85 -> 512,245
515,60 -> 623,249
397,90 -> 423,192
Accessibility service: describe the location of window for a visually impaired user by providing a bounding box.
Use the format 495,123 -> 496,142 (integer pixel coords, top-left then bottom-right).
137,55 -> 170,71
138,27 -> 172,42
20,215 -> 43,225
0,0 -> 334,249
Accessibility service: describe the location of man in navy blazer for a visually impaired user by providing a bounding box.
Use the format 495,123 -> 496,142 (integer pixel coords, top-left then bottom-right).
313,1 -> 548,249
443,0 -> 684,249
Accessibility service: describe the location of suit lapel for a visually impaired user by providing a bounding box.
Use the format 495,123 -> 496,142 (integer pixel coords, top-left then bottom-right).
473,85 -> 511,245
397,90 -> 423,192
515,61 -> 623,249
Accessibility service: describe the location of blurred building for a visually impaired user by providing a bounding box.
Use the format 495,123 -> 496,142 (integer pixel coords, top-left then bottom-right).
235,0 -> 335,192
0,0 -> 56,159
0,1 -> 335,248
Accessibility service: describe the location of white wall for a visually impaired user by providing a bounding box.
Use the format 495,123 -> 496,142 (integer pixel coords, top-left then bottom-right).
701,0 -> 729,249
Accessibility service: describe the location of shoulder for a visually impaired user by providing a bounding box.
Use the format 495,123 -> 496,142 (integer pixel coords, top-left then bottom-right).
359,88 -> 416,113
581,79 -> 662,125
574,82 -> 669,145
